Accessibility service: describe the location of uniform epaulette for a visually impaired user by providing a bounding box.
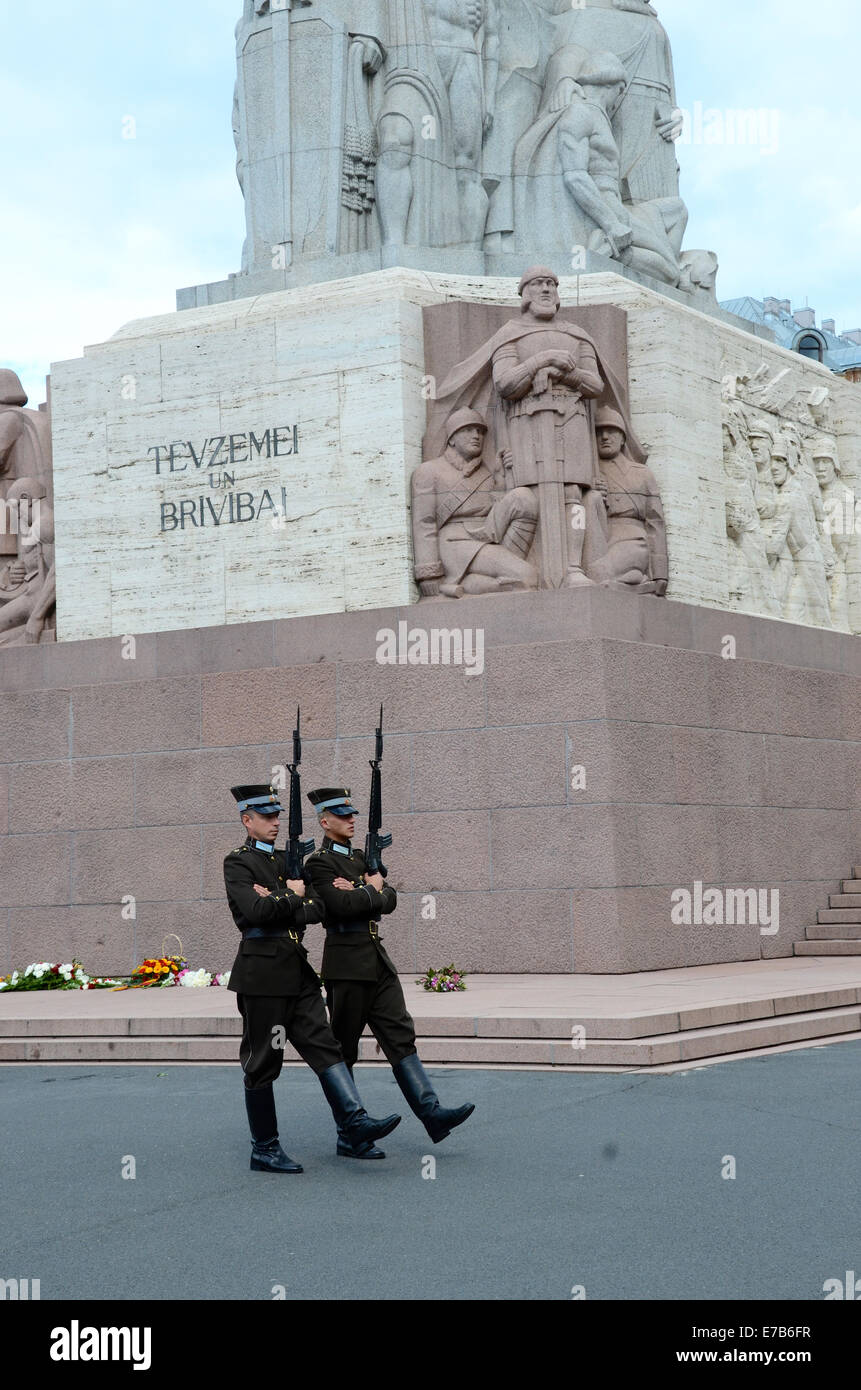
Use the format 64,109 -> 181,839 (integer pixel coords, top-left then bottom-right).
229,846 -> 249,855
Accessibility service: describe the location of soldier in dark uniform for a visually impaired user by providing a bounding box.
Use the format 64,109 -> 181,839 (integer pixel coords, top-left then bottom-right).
304,788 -> 475,1150
224,784 -> 401,1172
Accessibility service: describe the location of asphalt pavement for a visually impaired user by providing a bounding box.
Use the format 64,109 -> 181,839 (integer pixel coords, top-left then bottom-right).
1,1045 -> 859,1301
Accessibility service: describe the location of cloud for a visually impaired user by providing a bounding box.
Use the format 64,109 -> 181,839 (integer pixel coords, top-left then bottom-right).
660,0 -> 861,329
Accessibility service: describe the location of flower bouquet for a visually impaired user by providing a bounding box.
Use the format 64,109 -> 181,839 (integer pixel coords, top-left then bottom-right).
176,968 -> 231,988
0,961 -> 123,992
0,932 -> 231,994
124,954 -> 188,989
417,964 -> 467,993
113,934 -> 188,990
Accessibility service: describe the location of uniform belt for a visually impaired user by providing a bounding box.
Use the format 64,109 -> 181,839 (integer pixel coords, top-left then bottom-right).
326,922 -> 380,938
243,926 -> 304,941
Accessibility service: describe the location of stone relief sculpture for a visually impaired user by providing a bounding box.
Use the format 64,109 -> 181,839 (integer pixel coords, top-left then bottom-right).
413,266 -> 668,597
721,364 -> 861,632
227,1 -> 716,293
482,0 -> 560,253
721,405 -> 779,617
375,0 -> 499,252
812,436 -> 856,633
0,368 -> 53,566
512,48 -> 688,286
553,0 -> 681,207
429,266 -> 645,589
0,477 -> 56,646
585,406 -> 668,592
341,27 -> 386,253
411,409 -> 538,598
765,433 -> 833,628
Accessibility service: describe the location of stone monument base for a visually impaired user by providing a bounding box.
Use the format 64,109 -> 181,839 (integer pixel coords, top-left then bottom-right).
177,248 -> 766,338
50,268 -> 861,645
0,586 -> 858,979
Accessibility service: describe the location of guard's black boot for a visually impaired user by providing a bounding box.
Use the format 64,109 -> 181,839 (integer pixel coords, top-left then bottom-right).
393,1053 -> 475,1144
336,1132 -> 386,1160
244,1083 -> 303,1173
319,1062 -> 401,1149
336,1067 -> 386,1160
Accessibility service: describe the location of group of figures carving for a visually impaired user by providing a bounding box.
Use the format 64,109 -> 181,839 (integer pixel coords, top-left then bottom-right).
411,266 -> 668,598
0,369 -> 56,647
235,0 -> 715,292
722,365 -> 861,632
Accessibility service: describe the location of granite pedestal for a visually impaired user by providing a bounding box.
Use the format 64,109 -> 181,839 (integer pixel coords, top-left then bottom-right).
1,586 -> 858,977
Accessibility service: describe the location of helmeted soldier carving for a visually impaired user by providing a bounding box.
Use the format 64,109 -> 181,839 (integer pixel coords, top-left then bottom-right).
585,406 -> 668,592
411,407 -> 538,598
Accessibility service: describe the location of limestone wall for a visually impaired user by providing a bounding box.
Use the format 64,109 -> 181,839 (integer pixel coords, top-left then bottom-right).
50,270 -> 861,644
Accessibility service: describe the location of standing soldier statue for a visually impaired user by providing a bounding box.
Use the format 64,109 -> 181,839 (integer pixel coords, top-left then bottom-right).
224,782 -> 401,1172
432,266 -> 643,590
304,783 -> 475,1153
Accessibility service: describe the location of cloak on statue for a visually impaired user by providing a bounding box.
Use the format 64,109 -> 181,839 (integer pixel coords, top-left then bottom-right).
426,315 -> 646,476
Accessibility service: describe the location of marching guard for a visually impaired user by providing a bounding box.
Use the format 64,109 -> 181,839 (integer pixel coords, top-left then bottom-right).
304,784 -> 475,1152
224,783 -> 401,1172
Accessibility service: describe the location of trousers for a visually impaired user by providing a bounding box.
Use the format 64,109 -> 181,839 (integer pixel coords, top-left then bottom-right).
237,976 -> 343,1088
326,964 -> 418,1069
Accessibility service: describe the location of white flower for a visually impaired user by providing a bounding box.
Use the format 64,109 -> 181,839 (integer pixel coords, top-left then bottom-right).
179,969 -> 212,988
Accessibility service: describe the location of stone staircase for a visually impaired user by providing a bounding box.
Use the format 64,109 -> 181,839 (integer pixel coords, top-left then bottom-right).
794,866 -> 861,957
2,962 -> 861,1071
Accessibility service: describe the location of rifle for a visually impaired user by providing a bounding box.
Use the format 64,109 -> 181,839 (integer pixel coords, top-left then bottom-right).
364,704 -> 393,877
285,706 -> 315,879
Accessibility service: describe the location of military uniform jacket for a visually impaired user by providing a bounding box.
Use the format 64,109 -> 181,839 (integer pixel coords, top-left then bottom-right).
304,837 -> 398,982
224,837 -> 324,996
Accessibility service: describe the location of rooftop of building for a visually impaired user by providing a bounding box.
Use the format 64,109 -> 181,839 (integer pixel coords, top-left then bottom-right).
720,295 -> 861,375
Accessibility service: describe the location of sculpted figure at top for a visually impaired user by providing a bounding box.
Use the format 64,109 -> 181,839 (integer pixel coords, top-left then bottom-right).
513,48 -> 688,285
0,369 -> 53,563
227,0 -> 711,292
375,0 -> 500,250
549,0 -> 680,206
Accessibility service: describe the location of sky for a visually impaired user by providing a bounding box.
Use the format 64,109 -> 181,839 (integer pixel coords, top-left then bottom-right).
1,0 -> 859,406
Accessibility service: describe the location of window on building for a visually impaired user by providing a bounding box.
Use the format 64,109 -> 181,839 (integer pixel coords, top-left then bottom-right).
797,334 -> 824,362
